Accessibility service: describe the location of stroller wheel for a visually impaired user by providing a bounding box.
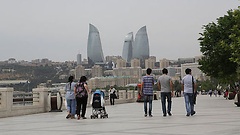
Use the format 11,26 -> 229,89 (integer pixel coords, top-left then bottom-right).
90,115 -> 93,119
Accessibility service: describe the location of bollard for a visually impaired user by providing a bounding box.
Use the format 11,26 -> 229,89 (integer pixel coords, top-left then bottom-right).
234,92 -> 240,107
49,89 -> 63,112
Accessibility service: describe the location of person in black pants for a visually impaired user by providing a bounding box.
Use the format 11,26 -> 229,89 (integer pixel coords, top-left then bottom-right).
109,86 -> 116,105
75,76 -> 90,120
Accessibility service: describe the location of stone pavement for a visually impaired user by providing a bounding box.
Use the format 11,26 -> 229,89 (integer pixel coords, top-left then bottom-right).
0,95 -> 239,135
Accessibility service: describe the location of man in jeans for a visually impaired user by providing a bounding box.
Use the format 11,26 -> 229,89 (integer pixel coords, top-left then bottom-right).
182,68 -> 197,116
141,68 -> 154,117
157,68 -> 174,117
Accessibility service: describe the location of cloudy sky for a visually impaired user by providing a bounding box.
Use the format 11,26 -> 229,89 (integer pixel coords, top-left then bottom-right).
0,0 -> 239,62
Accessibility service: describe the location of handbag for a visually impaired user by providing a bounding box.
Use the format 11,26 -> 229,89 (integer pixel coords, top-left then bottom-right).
192,76 -> 197,104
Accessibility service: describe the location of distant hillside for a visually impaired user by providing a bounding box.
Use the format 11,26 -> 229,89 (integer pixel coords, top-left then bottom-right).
0,64 -> 70,91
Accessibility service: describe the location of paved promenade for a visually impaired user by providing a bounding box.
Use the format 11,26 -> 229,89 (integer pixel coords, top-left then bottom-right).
0,95 -> 239,135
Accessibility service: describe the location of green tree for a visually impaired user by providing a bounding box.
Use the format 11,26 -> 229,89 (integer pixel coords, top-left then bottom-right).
198,7 -> 240,84
198,79 -> 218,91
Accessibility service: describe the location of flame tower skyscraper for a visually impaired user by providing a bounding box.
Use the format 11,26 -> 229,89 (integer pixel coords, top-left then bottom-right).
87,24 -> 104,64
132,26 -> 149,60
122,32 -> 133,62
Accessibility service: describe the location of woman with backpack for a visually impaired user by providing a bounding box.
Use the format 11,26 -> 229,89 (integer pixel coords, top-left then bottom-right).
75,76 -> 90,120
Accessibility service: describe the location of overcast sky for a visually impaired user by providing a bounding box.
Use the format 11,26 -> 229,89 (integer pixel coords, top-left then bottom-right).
0,0 -> 239,62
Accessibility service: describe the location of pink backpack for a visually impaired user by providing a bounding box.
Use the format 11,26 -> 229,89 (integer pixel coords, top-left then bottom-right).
76,82 -> 87,98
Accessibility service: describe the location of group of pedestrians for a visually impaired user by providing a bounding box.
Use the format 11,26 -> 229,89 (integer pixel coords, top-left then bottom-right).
65,75 -> 91,120
141,68 -> 197,117
65,67 -> 197,119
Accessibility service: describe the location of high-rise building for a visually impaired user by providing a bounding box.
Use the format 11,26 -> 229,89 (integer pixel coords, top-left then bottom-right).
132,26 -> 149,61
77,54 -> 81,65
122,32 -> 133,62
87,24 -> 104,64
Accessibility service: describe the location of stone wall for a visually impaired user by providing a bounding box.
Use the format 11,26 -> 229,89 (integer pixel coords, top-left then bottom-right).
0,87 -> 152,118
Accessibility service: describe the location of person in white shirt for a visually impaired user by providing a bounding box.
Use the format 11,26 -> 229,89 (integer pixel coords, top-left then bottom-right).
109,86 -> 116,105
181,68 -> 197,117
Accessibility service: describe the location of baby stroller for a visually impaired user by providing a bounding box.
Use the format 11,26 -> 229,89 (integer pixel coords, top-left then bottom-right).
90,90 -> 108,119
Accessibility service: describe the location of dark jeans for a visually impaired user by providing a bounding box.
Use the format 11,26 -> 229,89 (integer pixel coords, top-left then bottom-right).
110,94 -> 115,105
76,96 -> 88,117
161,92 -> 172,115
144,95 -> 153,115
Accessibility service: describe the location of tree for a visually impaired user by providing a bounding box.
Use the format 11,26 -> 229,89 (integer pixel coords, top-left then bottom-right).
198,7 -> 240,84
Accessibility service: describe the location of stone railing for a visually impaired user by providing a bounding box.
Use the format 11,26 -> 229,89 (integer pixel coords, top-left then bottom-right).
0,88 -> 50,118
0,87 -> 160,118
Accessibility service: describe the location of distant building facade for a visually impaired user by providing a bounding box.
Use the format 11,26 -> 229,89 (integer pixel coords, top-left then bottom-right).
116,58 -> 126,68
131,58 -> 140,67
145,57 -> 156,69
88,76 -> 139,89
113,67 -> 142,79
91,65 -> 103,77
75,65 -> 85,79
178,58 -> 195,65
181,63 -> 205,81
160,58 -> 170,69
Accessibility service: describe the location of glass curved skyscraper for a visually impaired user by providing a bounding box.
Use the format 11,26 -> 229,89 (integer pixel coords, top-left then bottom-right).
87,24 -> 104,64
122,32 -> 133,62
132,26 -> 149,60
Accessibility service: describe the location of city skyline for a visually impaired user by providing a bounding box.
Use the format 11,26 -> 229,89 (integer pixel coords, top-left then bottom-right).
0,0 -> 239,62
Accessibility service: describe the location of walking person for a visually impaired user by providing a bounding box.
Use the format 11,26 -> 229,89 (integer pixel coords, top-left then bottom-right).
157,68 -> 174,117
181,68 -> 197,117
109,86 -> 116,105
75,76 -> 90,120
141,68 -> 154,117
65,75 -> 76,119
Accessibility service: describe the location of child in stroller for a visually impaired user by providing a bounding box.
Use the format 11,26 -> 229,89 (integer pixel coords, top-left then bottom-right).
90,90 -> 108,119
